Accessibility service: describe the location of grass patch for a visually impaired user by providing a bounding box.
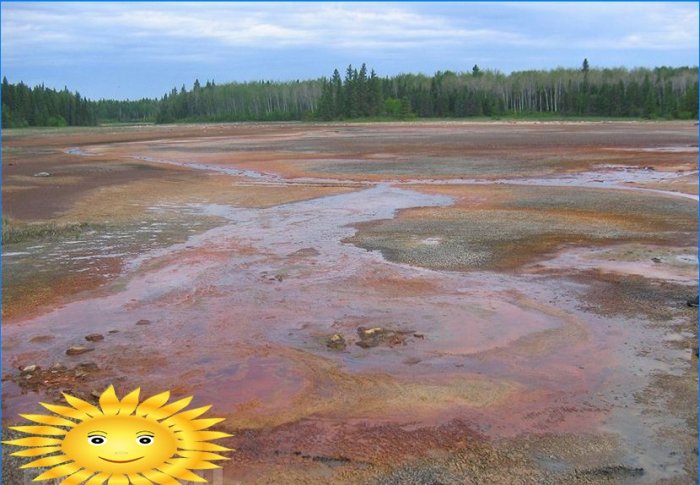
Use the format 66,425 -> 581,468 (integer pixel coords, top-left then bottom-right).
1,217 -> 101,245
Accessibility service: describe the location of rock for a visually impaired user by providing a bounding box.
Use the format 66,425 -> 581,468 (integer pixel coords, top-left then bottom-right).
20,365 -> 38,374
66,346 -> 93,356
326,334 -> 347,351
29,335 -> 54,343
75,362 -> 99,372
136,319 -> 151,325
91,390 -> 102,399
50,362 -> 66,371
643,166 -> 655,171
108,330 -> 119,334
85,333 -> 104,342
358,327 -> 384,339
356,327 -> 386,348
413,333 -> 425,339
33,172 -> 51,177
650,257 -> 662,263
289,247 -> 320,257
356,326 -> 414,348
687,295 -> 699,308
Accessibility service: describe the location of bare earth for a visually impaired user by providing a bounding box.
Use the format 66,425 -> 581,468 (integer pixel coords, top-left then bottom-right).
2,121 -> 697,484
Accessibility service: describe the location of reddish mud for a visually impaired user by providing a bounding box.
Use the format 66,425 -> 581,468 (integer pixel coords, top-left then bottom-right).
2,122 -> 697,484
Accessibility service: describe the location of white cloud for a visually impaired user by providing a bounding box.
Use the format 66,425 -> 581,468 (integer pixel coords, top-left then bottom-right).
1,2 -> 696,74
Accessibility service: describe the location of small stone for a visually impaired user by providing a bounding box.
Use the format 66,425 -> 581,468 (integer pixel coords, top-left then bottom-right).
85,333 -> 104,342
74,371 -> 87,378
687,295 -> 699,308
30,335 -> 54,343
21,364 -> 38,373
66,346 -> 93,356
413,333 -> 425,339
136,319 -> 151,325
288,247 -> 320,257
33,171 -> 51,177
51,362 -> 67,371
91,390 -> 102,398
75,362 -> 99,372
108,330 -> 119,334
356,326 -> 386,348
651,257 -> 662,263
326,334 -> 347,351
358,327 -> 384,339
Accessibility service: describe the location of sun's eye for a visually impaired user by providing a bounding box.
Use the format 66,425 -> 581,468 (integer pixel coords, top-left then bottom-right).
88,436 -> 106,445
137,435 -> 154,446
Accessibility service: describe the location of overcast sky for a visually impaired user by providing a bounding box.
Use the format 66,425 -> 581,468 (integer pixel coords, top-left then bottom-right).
2,2 -> 698,100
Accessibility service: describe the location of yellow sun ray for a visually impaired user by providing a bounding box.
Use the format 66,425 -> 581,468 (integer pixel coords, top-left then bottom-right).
141,469 -> 181,485
34,462 -> 82,481
10,445 -> 62,457
188,430 -> 233,441
98,386 -> 121,416
5,386 -> 231,484
159,460 -> 209,482
178,441 -> 232,452
107,474 -> 129,485
20,454 -> 73,469
40,402 -> 93,421
62,393 -> 103,417
10,425 -> 68,436
147,396 -> 193,421
175,451 -> 228,461
168,405 -> 211,422
20,414 -> 77,427
176,461 -> 221,471
126,473 -> 155,485
84,472 -> 109,485
182,418 -> 226,431
59,469 -> 95,485
135,391 -> 171,417
2,436 -> 64,447
117,388 -> 141,415
166,458 -> 220,470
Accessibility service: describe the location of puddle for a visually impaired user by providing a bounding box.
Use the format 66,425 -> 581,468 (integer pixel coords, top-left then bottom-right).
1,183 -> 635,442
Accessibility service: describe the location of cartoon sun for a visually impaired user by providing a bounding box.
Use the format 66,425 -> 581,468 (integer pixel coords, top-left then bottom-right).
3,385 -> 233,484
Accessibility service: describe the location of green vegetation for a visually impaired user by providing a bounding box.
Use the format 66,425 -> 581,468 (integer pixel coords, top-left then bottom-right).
1,77 -> 96,128
2,61 -> 697,128
1,218 -> 100,245
155,78 -> 320,123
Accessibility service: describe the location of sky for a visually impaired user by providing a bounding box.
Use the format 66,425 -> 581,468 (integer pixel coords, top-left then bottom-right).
1,2 -> 698,101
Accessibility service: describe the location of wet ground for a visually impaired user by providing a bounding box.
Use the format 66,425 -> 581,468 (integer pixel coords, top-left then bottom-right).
2,121 -> 697,484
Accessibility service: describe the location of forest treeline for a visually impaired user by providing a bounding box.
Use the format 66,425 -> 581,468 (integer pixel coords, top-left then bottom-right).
1,77 -> 97,127
2,62 -> 698,128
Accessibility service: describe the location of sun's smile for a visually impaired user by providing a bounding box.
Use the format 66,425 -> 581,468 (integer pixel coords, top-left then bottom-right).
3,385 -> 233,484
99,456 -> 143,463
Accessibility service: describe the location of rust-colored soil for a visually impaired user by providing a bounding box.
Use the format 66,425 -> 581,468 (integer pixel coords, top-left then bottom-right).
2,122 -> 697,484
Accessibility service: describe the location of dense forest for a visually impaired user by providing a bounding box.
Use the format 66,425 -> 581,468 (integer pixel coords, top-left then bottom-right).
2,61 -> 698,128
1,77 -> 96,127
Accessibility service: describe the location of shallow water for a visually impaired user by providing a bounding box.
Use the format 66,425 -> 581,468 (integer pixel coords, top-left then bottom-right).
3,132 -> 696,483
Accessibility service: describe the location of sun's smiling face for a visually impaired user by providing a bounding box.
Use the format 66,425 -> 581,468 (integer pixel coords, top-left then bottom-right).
62,415 -> 178,474
3,385 -> 233,484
